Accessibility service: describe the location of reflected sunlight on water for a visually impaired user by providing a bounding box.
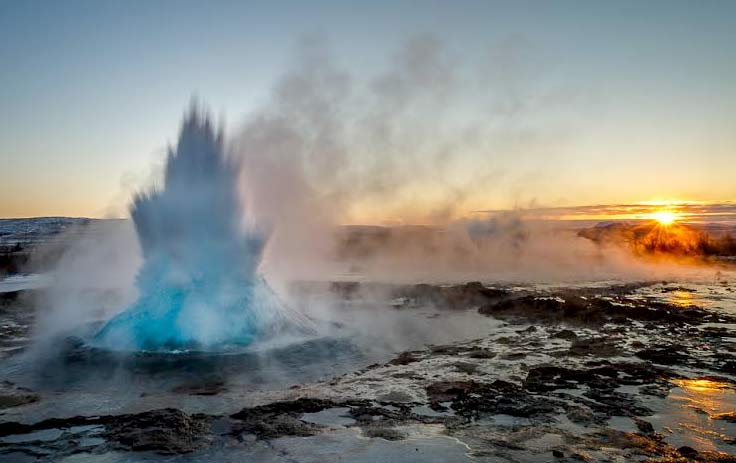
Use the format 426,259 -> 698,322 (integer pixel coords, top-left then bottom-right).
667,290 -> 699,308
663,378 -> 736,453
671,378 -> 732,394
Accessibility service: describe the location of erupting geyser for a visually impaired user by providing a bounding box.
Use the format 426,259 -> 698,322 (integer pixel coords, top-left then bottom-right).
94,109 -> 307,351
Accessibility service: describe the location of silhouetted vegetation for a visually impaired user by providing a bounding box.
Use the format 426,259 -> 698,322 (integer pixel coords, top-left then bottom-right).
0,243 -> 28,276
578,221 -> 736,260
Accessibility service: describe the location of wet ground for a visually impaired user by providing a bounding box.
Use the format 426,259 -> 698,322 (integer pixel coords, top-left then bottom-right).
1,274 -> 735,462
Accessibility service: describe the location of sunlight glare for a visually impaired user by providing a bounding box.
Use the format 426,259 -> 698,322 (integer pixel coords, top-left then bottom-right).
651,210 -> 677,225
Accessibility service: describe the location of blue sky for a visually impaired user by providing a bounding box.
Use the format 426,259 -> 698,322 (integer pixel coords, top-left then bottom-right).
1,0 -> 735,218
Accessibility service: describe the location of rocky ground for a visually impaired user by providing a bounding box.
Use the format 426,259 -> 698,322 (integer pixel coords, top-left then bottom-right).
1,281 -> 735,462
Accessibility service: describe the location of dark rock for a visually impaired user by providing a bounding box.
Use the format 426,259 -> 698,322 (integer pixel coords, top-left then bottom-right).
593,429 -> 666,454
633,417 -> 655,434
636,346 -> 688,365
583,389 -> 652,417
230,398 -> 369,439
452,362 -> 479,374
466,348 -> 496,359
0,417 -> 92,439
397,282 -> 508,310
234,414 -> 317,439
426,380 -> 556,419
429,344 -> 465,355
640,382 -> 673,398
719,360 -> 736,374
661,286 -> 696,293
524,365 -> 620,392
425,381 -> 479,403
478,291 -> 728,328
392,372 -> 424,380
0,381 -> 40,409
388,351 -> 422,366
524,362 -> 675,418
1,409 -> 210,454
478,295 -> 617,326
105,408 -> 212,454
570,453 -> 593,462
678,445 -> 698,458
569,337 -> 621,357
231,398 -> 365,421
364,427 -> 405,440
565,406 -> 601,425
377,390 -> 414,403
552,329 -> 578,340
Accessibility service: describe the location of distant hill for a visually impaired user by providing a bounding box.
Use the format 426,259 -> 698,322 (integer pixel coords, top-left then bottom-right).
578,221 -> 736,260
0,217 -> 124,276
0,217 -> 96,245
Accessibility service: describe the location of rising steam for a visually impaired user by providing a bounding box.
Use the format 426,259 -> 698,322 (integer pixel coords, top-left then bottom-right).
31,36 -> 724,352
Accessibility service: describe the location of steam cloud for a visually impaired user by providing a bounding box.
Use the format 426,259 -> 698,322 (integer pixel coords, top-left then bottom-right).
30,35 -> 721,350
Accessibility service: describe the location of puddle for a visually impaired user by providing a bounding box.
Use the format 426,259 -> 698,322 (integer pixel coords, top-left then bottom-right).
647,378 -> 736,453
302,407 -> 355,426
0,428 -> 63,443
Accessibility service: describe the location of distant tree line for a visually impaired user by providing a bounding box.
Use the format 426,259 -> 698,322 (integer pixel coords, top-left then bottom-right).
578,222 -> 736,259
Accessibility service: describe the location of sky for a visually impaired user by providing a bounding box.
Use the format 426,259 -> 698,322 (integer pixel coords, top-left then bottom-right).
1,0 -> 735,220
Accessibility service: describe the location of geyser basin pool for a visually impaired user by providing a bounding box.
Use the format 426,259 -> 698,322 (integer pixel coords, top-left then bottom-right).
93,110 -> 308,351
33,332 -> 365,396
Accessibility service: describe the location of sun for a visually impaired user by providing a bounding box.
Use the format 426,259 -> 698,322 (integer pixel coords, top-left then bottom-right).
651,210 -> 677,225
